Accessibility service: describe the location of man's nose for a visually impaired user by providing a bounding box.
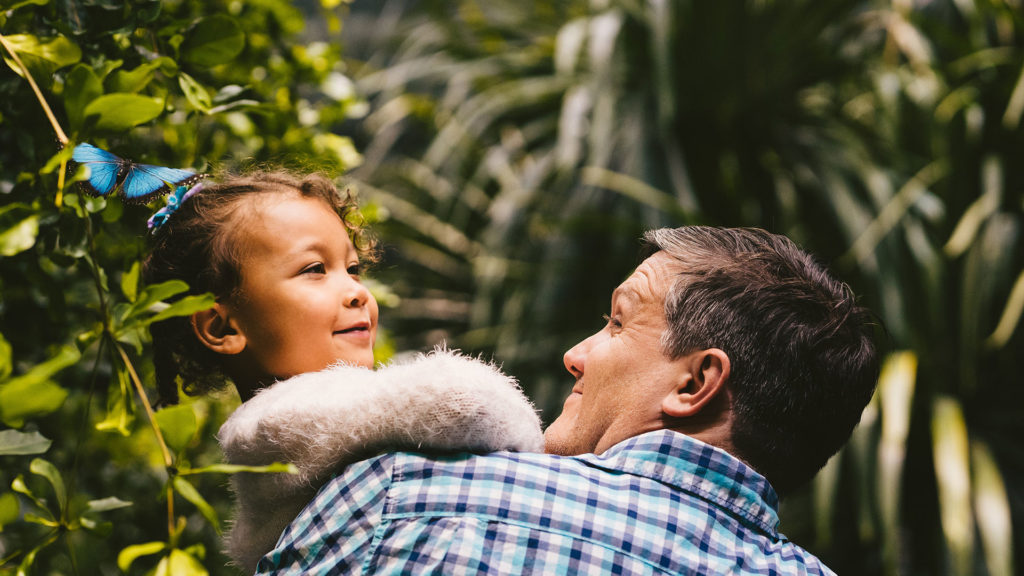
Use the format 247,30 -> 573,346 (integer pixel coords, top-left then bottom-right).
563,339 -> 587,379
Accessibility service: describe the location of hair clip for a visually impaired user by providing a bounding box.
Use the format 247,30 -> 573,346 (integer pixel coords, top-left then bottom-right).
147,182 -> 204,231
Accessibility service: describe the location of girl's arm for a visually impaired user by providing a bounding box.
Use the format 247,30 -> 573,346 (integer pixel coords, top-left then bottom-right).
217,348 -> 544,572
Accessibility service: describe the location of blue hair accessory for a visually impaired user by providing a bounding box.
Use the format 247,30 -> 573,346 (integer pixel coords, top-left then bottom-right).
147,182 -> 204,231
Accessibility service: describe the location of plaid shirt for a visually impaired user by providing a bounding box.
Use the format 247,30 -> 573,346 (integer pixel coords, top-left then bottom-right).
257,430 -> 834,575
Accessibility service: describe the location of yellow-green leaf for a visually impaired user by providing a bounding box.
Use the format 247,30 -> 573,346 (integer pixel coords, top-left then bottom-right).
117,541 -> 167,572
155,404 -> 196,455
172,476 -> 219,533
931,396 -> 974,576
83,93 -> 165,131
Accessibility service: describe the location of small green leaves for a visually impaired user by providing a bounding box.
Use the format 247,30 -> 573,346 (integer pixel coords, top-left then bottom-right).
83,93 -> 165,131
181,15 -> 245,67
0,429 -> 52,456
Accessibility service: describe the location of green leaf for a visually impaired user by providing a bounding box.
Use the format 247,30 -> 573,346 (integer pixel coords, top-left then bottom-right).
178,71 -> 212,113
154,404 -> 196,455
0,213 -> 39,257
122,261 -> 140,303
172,476 -> 219,533
971,441 -> 1014,576
64,64 -> 103,132
29,458 -> 66,513
0,492 -> 19,532
0,379 -> 69,428
83,93 -> 165,131
0,429 -> 52,455
146,293 -> 216,325
85,496 -> 132,513
986,267 -> 1024,349
128,280 -> 190,319
95,366 -> 135,436
931,396 -> 974,575
0,346 -> 78,427
117,541 -> 167,572
157,548 -> 209,576
108,57 -> 176,94
181,14 -> 245,67
1,34 -> 81,83
180,462 -> 298,476
0,332 -> 11,380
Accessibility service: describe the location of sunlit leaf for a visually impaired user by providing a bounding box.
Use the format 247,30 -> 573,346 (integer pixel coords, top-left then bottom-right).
986,268 -> 1024,349
0,346 -> 78,427
0,332 -> 11,380
181,14 -> 245,67
1,34 -> 81,82
122,261 -> 141,303
83,93 -> 165,131
876,351 -> 917,573
85,496 -> 132,513
154,404 -> 196,455
29,458 -> 66,513
931,396 -> 974,576
945,156 -> 1002,258
95,366 -> 135,436
971,441 -> 1014,576
172,476 -> 219,533
0,492 -> 19,532
108,57 -> 176,94
178,71 -> 212,113
145,293 -> 216,325
0,204 -> 40,256
155,548 -> 209,576
117,541 -> 167,572
0,429 -> 51,455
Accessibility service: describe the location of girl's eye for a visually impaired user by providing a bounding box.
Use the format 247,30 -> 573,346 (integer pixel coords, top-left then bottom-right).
603,314 -> 622,328
347,263 -> 362,277
302,263 -> 326,275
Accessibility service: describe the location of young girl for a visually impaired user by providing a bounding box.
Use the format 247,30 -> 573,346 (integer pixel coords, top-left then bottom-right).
141,171 -> 543,572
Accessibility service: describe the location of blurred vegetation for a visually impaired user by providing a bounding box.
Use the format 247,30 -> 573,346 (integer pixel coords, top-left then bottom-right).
0,0 -> 364,573
339,1 -> 1022,575
0,0 -> 1021,575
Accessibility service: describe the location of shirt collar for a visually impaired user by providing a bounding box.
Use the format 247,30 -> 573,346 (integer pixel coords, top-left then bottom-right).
577,430 -> 781,535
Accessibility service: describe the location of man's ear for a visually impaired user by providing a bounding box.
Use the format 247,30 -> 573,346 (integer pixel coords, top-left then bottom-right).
191,304 -> 246,355
662,348 -> 730,418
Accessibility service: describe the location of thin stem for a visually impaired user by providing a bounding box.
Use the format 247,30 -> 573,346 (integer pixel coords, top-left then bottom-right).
0,31 -> 69,145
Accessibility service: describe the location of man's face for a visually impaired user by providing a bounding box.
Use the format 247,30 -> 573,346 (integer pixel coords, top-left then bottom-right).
544,251 -> 689,455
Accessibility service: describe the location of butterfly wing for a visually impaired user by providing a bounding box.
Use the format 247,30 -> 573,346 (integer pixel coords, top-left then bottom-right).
121,163 -> 205,204
72,143 -> 125,197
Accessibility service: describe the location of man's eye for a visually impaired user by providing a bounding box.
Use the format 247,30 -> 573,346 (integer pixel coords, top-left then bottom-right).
302,263 -> 326,275
603,314 -> 622,328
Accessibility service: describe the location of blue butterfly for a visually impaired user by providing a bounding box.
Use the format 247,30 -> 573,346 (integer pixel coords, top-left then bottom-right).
71,143 -> 207,204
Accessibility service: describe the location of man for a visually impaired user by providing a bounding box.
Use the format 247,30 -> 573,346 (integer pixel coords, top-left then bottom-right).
257,226 -> 879,575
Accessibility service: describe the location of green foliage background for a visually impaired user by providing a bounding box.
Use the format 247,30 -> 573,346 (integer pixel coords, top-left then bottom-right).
0,0 -> 1022,575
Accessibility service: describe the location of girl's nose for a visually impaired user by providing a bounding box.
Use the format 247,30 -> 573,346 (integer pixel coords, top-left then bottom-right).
343,277 -> 371,308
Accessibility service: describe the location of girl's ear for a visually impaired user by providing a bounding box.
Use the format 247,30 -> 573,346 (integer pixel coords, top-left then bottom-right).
661,348 -> 730,418
191,304 -> 246,355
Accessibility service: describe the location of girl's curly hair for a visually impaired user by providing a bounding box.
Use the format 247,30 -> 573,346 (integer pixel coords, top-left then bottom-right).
141,171 -> 377,406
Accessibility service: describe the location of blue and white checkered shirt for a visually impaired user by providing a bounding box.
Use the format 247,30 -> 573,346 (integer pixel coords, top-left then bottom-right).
257,430 -> 834,575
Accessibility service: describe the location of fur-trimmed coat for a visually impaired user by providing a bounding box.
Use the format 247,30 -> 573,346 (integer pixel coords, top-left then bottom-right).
217,349 -> 545,573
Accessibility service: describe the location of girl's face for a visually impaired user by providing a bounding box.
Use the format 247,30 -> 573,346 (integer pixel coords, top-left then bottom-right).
224,194 -> 379,388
